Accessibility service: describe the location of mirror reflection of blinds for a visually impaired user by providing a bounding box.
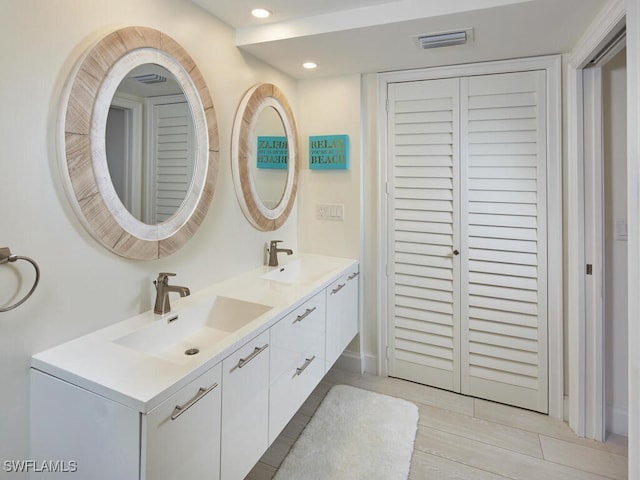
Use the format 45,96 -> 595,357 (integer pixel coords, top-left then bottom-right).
152,102 -> 194,223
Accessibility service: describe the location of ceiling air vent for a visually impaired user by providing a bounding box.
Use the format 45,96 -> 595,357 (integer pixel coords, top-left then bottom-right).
415,28 -> 473,49
132,73 -> 168,85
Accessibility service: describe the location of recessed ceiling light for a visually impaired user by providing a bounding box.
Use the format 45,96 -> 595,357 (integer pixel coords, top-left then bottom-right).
251,8 -> 271,19
303,62 -> 317,70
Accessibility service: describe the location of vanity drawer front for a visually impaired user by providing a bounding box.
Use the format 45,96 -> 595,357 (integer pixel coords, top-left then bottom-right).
326,264 -> 360,369
221,330 -> 270,480
143,363 -> 222,480
269,333 -> 325,443
270,291 -> 326,381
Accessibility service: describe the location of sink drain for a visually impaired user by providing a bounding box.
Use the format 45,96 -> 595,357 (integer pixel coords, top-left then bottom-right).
184,348 -> 200,356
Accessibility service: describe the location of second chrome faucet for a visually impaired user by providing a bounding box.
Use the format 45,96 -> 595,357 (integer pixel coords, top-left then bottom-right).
154,272 -> 190,315
267,240 -> 293,267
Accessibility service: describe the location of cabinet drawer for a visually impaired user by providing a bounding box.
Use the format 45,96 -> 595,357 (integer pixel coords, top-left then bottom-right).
143,364 -> 222,480
221,330 -> 270,480
269,335 -> 325,443
270,291 -> 326,381
326,264 -> 360,369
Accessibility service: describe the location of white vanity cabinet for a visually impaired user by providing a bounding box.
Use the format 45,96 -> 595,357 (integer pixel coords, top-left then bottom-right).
220,330 -> 270,480
143,364 -> 221,480
269,291 -> 326,443
326,264 -> 360,369
31,255 -> 360,480
30,364 -> 221,480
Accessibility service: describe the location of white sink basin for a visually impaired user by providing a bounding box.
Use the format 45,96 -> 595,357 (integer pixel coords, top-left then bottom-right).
260,258 -> 339,284
114,296 -> 272,364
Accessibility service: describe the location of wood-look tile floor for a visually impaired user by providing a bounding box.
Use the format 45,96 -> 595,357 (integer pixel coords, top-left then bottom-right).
246,367 -> 628,480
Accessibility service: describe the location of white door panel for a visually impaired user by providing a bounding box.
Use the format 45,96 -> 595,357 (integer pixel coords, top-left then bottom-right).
388,70 -> 549,413
388,77 -> 461,392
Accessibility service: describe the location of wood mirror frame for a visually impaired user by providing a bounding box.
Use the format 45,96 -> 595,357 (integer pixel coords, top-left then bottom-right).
60,26 -> 219,259
231,84 -> 299,231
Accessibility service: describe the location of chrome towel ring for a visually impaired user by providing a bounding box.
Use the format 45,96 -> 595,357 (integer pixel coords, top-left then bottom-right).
1,247 -> 40,312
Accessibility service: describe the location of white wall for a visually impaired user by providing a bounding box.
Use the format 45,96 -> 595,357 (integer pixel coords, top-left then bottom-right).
297,74 -> 365,362
627,1 -> 640,472
297,75 -> 362,259
602,48 -> 628,435
0,0 -> 298,470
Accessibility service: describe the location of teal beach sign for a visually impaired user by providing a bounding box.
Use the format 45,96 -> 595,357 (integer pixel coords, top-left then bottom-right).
309,135 -> 349,170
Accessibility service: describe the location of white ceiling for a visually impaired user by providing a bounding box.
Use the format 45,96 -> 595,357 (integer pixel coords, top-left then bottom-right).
192,0 -> 608,79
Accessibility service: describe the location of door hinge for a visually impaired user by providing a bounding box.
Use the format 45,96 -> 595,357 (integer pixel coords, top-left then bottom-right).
386,346 -> 390,360
586,264 -> 593,275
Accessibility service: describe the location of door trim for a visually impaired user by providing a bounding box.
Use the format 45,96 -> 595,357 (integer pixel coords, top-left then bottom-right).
566,0 -> 625,439
377,55 -> 563,419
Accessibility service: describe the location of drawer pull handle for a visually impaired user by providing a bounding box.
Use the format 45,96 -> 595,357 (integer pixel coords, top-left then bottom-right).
171,382 -> 218,421
238,344 -> 269,368
348,272 -> 360,280
331,283 -> 346,295
294,307 -> 317,324
296,356 -> 316,376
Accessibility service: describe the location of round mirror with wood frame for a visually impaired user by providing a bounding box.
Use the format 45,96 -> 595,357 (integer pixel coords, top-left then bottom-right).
231,84 -> 299,231
59,26 -> 219,260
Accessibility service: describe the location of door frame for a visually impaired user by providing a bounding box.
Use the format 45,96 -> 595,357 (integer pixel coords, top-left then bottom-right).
565,0 -> 625,440
377,55 -> 563,419
109,96 -> 143,218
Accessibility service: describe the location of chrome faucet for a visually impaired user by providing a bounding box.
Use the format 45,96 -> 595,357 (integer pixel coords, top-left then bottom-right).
153,273 -> 190,315
267,240 -> 293,267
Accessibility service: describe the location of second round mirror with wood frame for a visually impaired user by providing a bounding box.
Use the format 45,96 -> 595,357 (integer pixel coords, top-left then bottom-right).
231,84 -> 299,231
59,26 -> 219,260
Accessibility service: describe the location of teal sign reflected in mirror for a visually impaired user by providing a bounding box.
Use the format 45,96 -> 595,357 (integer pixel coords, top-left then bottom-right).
257,136 -> 288,169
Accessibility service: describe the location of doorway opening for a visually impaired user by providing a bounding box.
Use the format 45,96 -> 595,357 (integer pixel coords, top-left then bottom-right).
584,38 -> 629,439
569,12 -> 628,440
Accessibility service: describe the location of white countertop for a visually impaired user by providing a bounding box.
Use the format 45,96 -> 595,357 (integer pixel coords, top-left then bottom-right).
31,253 -> 357,414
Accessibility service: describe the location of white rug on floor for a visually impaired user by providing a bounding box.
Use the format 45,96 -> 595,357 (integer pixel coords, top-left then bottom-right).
274,384 -> 419,480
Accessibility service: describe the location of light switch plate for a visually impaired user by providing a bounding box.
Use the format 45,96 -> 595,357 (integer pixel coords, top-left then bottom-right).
316,204 -> 344,221
615,219 -> 628,241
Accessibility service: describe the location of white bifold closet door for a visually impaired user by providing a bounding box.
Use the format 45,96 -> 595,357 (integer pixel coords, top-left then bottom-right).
387,70 -> 548,413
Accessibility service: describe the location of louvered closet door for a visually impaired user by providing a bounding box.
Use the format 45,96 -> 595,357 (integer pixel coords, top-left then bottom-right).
459,71 -> 548,413
387,71 -> 548,414
387,78 -> 461,392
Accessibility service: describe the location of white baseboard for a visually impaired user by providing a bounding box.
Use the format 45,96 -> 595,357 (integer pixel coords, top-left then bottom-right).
606,404 -> 629,436
334,351 -> 378,374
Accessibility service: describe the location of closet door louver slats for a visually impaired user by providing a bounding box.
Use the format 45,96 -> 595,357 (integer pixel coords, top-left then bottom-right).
387,70 -> 548,414
460,71 -> 548,413
387,78 -> 461,391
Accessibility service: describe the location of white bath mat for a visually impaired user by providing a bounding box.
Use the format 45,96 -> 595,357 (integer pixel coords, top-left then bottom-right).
274,384 -> 419,480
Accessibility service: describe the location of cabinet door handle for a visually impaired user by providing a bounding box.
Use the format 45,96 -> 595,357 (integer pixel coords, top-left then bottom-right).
331,283 -> 346,295
237,344 -> 269,368
171,382 -> 218,421
293,307 -> 317,324
296,356 -> 316,376
348,272 -> 360,281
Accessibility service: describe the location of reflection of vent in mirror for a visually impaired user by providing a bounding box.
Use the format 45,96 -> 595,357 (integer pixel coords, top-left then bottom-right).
132,73 -> 167,84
